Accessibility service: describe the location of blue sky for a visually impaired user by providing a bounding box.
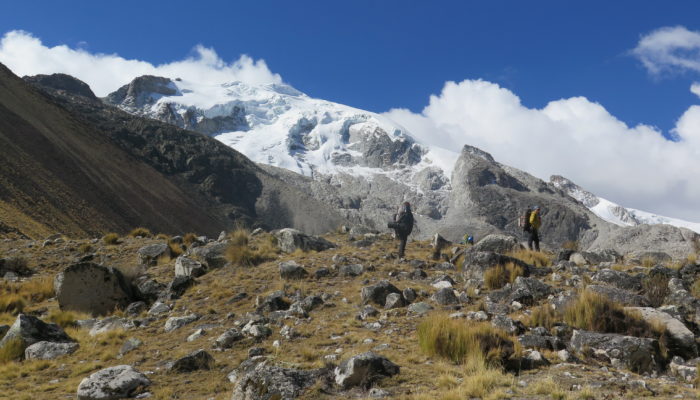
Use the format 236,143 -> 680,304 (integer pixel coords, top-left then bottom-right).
2,0 -> 699,133
2,1 -> 700,222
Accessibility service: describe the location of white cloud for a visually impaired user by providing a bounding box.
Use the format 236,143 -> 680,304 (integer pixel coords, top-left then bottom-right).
632,26 -> 700,75
0,30 -> 281,96
384,79 -> 700,222
692,82 -> 700,98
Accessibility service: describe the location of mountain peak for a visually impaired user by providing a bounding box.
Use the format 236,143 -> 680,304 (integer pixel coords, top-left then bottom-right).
23,73 -> 97,100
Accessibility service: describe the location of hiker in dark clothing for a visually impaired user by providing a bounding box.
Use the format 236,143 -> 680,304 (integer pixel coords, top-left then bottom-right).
527,206 -> 542,251
388,201 -> 414,258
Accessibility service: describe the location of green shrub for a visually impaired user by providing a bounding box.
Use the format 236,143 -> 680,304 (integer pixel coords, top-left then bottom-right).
417,314 -> 513,366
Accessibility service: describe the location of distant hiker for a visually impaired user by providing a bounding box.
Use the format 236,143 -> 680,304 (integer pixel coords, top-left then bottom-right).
388,201 -> 414,259
527,206 -> 542,251
463,234 -> 474,245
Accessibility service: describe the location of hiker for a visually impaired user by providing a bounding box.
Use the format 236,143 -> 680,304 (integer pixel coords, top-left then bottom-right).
388,201 -> 414,259
528,206 -> 542,251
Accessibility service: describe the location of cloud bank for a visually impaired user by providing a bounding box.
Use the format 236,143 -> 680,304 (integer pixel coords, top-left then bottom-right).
1,30 -> 698,222
385,80 -> 700,222
632,25 -> 700,75
0,30 -> 281,96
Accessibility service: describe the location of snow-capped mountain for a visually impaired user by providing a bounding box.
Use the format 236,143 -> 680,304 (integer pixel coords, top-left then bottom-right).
104,76 -> 455,186
550,175 -> 700,234
104,75 -> 700,234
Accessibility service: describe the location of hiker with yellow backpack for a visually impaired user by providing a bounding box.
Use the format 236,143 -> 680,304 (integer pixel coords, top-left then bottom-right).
520,206 -> 542,251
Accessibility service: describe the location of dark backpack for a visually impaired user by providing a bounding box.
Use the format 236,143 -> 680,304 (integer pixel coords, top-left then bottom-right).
519,210 -> 532,232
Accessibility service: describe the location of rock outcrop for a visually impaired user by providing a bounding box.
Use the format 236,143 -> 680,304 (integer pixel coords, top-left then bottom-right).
54,262 -> 134,316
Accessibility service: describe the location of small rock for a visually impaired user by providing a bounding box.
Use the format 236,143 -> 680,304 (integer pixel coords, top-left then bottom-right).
431,288 -> 459,305
407,302 -> 433,315
25,341 -> 79,360
119,338 -> 143,356
384,293 -> 406,309
334,352 -> 400,389
164,314 -> 199,333
147,302 -> 171,316
215,328 -> 243,349
279,261 -> 309,280
186,329 -> 206,342
168,349 -> 215,372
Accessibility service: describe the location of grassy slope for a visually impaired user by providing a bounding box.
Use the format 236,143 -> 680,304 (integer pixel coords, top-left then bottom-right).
0,232 -> 697,399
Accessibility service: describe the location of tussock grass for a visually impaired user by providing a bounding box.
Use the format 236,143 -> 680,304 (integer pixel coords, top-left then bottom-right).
167,241 -> 184,257
47,309 -> 91,328
102,233 -> 120,245
225,229 -> 278,267
564,289 -> 658,337
155,233 -> 169,240
417,314 -> 513,366
182,233 -> 197,246
507,249 -> 551,267
528,376 -> 567,399
77,243 -> 93,254
2,257 -> 29,275
642,273 -> 670,308
0,276 -> 54,314
0,337 -> 25,364
128,227 -> 152,238
484,262 -> 524,290
528,304 -> 561,330
576,386 -> 597,399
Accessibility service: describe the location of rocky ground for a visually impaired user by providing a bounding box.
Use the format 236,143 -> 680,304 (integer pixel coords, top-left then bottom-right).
0,229 -> 699,400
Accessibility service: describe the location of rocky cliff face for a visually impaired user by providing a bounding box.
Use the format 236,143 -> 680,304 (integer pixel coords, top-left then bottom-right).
11,70 -> 348,237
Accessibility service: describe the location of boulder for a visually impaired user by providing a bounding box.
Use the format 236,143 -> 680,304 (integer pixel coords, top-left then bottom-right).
628,251 -> 673,265
124,301 -> 146,317
54,262 -> 133,316
119,338 -> 142,356
669,356 -> 698,382
488,277 -> 553,306
339,264 -> 364,277
190,242 -> 228,269
137,243 -> 168,266
161,275 -> 195,300
334,352 -> 400,389
164,314 -> 200,333
134,277 -> 165,303
174,256 -> 205,278
587,285 -> 651,307
357,305 -> 379,320
519,350 -> 550,369
402,288 -> 417,303
491,314 -> 525,335
148,301 -> 171,316
431,288 -> 459,305
407,302 -> 433,315
0,314 -> 73,356
625,307 -> 697,359
76,365 -> 151,400
256,291 -> 291,313
472,234 -> 521,254
232,360 -> 326,400
168,349 -> 215,372
517,335 -> 565,351
462,251 -> 532,282
279,261 -> 309,280
25,341 -> 79,360
570,330 -> 663,373
216,328 -> 244,349
361,281 -> 402,307
89,317 -> 134,336
274,228 -> 336,253
591,268 -> 643,291
242,322 -> 272,339
384,293 -> 406,309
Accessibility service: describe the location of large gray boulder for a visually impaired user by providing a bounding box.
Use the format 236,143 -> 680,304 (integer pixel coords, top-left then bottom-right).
54,262 -> 133,316
334,352 -> 400,389
25,341 -> 79,360
137,243 -> 168,266
591,268 -> 643,292
361,281 -> 402,307
174,256 -> 205,278
167,349 -> 215,372
587,285 -> 651,307
274,228 -> 335,253
76,365 -> 151,400
625,307 -> 697,359
570,330 -> 663,373
0,314 -> 73,357
471,234 -> 522,254
231,359 -> 326,400
279,261 -> 309,280
461,251 -> 532,282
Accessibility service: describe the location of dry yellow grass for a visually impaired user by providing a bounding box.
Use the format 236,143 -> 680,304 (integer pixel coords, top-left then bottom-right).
225,230 -> 279,267
128,227 -> 152,238
417,314 -> 512,366
484,262 -> 524,290
528,304 -> 561,329
0,337 -> 25,363
102,233 -> 120,245
0,276 -> 54,314
507,249 -> 552,267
